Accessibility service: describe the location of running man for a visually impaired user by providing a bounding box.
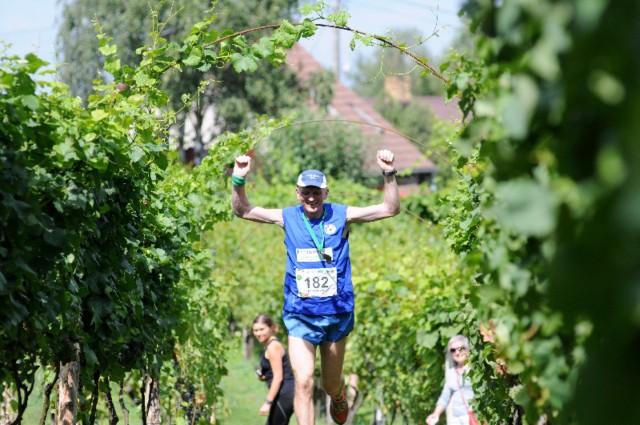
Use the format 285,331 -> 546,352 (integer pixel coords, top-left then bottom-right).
231,150 -> 400,424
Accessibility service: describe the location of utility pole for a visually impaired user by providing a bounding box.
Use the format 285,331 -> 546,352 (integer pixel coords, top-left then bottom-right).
333,0 -> 341,81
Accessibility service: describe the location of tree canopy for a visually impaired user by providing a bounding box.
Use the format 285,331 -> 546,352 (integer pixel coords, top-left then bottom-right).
57,0 -> 304,161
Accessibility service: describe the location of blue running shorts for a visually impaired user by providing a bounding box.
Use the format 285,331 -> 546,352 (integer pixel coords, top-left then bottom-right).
282,311 -> 354,346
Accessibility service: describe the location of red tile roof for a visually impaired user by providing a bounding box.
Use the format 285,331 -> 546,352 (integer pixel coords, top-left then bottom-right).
415,95 -> 462,123
285,44 -> 436,177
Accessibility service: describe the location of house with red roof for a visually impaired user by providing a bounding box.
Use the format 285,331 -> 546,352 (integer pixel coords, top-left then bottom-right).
285,44 -> 449,193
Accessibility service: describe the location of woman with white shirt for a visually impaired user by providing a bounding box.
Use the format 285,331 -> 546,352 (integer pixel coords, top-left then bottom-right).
425,335 -> 476,425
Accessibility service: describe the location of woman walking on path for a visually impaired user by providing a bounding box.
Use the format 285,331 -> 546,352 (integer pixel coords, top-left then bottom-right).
253,314 -> 295,424
426,335 -> 477,425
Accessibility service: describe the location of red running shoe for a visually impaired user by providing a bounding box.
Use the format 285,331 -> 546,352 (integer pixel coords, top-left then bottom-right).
329,392 -> 348,425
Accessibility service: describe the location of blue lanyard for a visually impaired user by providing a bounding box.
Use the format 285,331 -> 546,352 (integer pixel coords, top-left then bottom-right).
301,209 -> 331,262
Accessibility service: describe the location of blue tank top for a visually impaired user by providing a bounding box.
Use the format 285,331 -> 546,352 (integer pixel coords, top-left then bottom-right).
282,203 -> 353,315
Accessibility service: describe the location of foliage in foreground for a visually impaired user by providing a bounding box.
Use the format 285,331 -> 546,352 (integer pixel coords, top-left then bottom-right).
0,48 -> 232,423
436,0 -> 640,423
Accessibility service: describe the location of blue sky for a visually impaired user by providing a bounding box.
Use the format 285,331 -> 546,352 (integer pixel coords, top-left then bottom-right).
0,1 -> 59,63
0,0 -> 464,80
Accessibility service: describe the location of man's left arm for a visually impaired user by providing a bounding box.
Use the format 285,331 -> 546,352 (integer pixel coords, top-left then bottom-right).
346,149 -> 400,223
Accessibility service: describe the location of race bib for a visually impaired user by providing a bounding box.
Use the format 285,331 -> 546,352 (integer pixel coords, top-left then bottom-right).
295,267 -> 338,298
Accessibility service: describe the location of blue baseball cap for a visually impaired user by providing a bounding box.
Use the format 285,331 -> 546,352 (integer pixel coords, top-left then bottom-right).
297,170 -> 327,188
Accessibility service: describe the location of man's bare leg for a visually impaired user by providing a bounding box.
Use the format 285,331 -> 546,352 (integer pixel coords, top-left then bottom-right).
319,337 -> 347,399
288,336 -> 317,425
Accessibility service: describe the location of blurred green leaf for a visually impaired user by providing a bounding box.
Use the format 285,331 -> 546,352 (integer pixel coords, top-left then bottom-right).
490,179 -> 557,237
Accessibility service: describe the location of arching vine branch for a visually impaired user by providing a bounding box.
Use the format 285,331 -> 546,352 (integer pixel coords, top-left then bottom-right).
205,23 -> 446,82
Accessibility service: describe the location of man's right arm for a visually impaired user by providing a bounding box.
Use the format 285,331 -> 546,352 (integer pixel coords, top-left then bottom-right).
346,149 -> 400,223
231,155 -> 284,227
